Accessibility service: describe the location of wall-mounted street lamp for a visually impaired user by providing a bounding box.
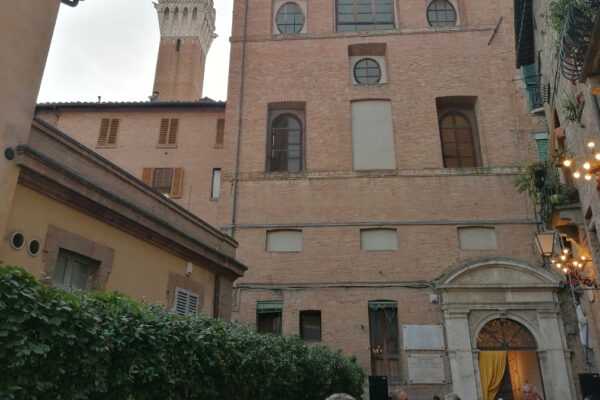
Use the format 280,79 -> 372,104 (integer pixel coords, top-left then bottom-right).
534,231 -> 556,259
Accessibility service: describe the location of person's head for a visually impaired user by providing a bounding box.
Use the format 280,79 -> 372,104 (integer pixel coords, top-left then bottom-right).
520,383 -> 536,400
390,390 -> 408,400
325,394 -> 355,400
444,394 -> 461,400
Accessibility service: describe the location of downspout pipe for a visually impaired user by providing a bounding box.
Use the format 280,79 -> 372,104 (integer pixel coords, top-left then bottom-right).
231,0 -> 250,239
61,0 -> 81,7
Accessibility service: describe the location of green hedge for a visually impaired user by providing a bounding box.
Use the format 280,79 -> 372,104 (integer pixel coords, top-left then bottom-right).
0,264 -> 365,399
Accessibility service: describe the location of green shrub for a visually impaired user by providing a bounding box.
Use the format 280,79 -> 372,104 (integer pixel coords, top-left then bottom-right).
0,263 -> 365,399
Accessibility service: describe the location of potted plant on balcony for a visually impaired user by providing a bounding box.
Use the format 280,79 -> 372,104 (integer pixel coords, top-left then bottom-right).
547,0 -> 597,34
514,161 -> 547,202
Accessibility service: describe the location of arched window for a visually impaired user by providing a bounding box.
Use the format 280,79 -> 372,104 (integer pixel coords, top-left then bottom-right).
477,319 -> 537,350
427,0 -> 457,27
269,113 -> 303,172
439,111 -> 478,168
276,2 -> 305,34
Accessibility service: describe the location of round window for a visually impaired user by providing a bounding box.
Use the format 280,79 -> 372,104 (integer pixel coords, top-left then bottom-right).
28,239 -> 42,257
353,58 -> 381,84
10,231 -> 25,250
427,0 -> 457,27
276,2 -> 305,34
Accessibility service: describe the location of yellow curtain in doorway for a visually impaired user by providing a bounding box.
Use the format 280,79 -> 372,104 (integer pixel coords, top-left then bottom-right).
479,350 -> 507,400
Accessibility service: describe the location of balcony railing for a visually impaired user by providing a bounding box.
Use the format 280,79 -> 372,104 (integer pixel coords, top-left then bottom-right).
526,82 -> 544,111
559,5 -> 597,82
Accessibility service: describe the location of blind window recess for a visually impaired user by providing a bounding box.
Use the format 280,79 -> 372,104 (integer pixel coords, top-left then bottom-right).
368,300 -> 397,311
257,300 -> 283,314
173,287 -> 200,315
215,119 -> 225,148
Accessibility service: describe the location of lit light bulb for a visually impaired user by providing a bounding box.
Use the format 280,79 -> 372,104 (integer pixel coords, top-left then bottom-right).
585,174 -> 593,181
574,171 -> 581,179
578,263 -> 583,268
563,248 -> 569,254
581,256 -> 586,260
589,142 -> 596,149
584,162 -> 591,170
561,255 -> 567,261
551,259 -> 556,264
563,268 -> 569,273
595,153 -> 600,161
556,263 -> 562,268
563,159 -> 572,167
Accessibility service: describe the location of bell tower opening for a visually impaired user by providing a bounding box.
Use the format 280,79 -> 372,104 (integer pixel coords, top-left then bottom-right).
477,319 -> 544,400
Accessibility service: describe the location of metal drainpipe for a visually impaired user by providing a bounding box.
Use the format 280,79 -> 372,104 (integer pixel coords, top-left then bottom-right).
230,0 -> 250,239
61,0 -> 80,7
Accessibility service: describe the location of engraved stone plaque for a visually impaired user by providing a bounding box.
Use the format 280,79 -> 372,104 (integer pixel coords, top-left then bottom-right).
403,325 -> 445,350
407,354 -> 445,384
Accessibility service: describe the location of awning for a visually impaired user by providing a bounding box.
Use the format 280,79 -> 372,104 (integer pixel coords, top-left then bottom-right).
257,301 -> 283,313
368,300 -> 397,310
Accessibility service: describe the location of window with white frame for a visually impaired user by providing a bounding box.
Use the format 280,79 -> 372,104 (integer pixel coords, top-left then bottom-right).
173,287 -> 200,315
52,249 -> 99,291
211,168 -> 221,199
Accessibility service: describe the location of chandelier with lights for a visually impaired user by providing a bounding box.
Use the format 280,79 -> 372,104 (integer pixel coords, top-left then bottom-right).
562,141 -> 600,185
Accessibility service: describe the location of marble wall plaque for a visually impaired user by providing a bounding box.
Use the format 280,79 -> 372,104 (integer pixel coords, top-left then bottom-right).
407,354 -> 445,384
403,325 -> 445,350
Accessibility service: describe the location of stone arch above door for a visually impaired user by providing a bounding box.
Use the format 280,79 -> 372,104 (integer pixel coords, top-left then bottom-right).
437,257 -> 574,400
437,256 -> 563,288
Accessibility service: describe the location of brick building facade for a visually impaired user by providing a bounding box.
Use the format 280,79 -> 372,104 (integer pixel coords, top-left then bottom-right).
33,0 -> 599,398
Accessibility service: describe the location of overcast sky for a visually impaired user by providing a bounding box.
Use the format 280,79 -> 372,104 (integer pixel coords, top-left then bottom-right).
38,0 -> 232,103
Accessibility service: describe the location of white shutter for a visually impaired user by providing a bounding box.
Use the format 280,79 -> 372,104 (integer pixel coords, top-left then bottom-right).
187,292 -> 199,315
173,287 -> 200,315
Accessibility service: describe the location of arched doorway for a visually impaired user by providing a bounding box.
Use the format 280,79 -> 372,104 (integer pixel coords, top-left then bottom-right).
477,319 -> 543,400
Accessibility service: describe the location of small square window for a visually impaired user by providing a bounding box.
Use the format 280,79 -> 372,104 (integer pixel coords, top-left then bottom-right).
53,249 -> 99,291
257,301 -> 283,335
300,310 -> 321,341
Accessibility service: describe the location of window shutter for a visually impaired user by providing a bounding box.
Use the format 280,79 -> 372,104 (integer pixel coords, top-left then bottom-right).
97,118 -> 110,146
107,119 -> 119,145
187,292 -> 199,314
173,287 -> 189,315
170,167 -> 183,198
141,168 -> 154,185
173,287 -> 199,315
215,119 -> 225,148
168,119 -> 179,145
158,119 -> 169,145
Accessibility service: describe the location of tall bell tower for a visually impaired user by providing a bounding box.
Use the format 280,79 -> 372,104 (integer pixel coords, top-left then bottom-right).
152,0 -> 215,101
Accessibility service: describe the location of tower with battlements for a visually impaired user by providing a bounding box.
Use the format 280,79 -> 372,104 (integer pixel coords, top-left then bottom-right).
152,0 -> 215,101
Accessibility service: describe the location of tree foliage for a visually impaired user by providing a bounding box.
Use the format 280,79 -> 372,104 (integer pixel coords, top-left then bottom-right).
0,264 -> 365,399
